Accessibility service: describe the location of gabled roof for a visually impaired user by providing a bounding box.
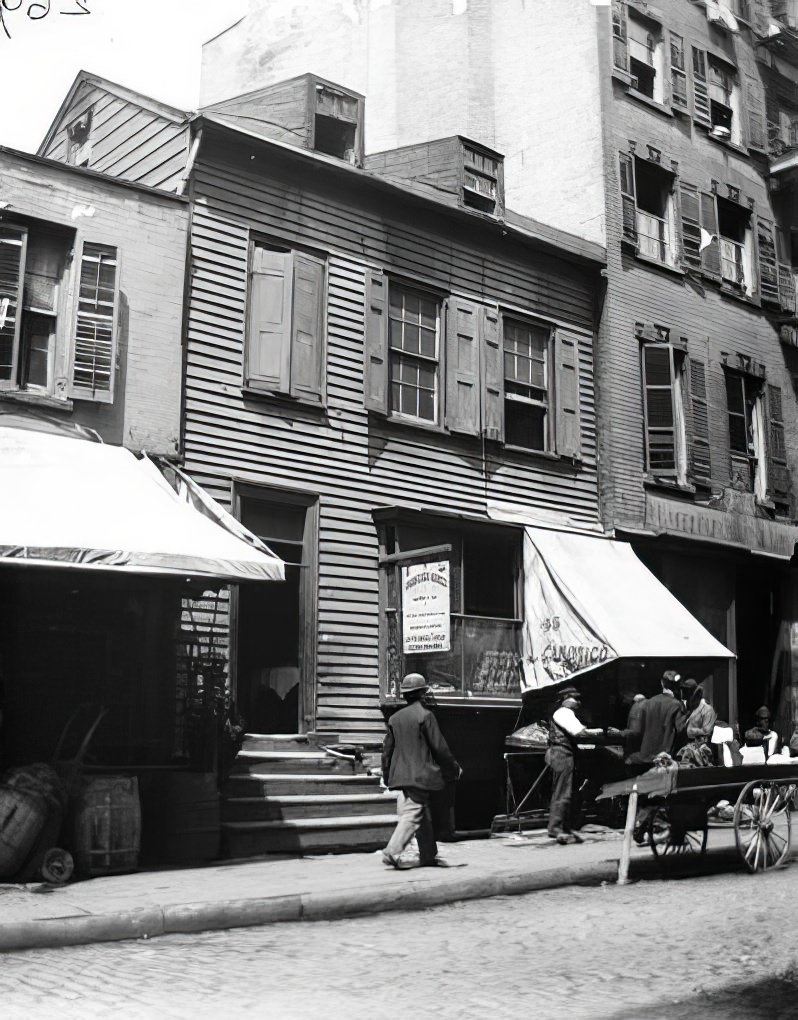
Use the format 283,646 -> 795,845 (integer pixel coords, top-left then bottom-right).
37,70 -> 190,157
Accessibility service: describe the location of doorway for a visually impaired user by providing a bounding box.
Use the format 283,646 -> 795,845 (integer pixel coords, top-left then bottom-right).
234,487 -> 318,735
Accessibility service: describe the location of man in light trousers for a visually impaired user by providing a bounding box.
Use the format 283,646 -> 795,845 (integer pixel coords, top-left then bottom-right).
381,673 -> 462,868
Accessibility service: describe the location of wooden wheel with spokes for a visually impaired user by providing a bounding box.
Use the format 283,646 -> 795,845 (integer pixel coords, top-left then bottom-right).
733,781 -> 792,873
647,806 -> 708,859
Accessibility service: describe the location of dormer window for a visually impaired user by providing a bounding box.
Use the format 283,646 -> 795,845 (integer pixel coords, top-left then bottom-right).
460,141 -> 504,217
312,83 -> 363,165
67,109 -> 93,167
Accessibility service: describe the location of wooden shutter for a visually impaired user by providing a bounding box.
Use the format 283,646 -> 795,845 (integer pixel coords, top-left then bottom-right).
70,242 -> 119,403
444,296 -> 480,436
247,245 -> 291,393
642,344 -> 677,476
678,182 -> 702,270
766,383 -> 791,505
757,218 -> 780,305
363,268 -> 389,414
480,304 -> 503,442
744,73 -> 767,150
779,263 -> 796,314
0,224 -> 26,389
687,359 -> 712,483
289,253 -> 325,403
619,152 -> 637,244
554,329 -> 582,460
691,47 -> 712,127
670,32 -> 688,113
699,192 -> 721,278
612,0 -> 629,73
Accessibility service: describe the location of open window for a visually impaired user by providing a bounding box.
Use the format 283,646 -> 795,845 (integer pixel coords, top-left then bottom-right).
717,197 -> 754,295
641,342 -> 688,484
693,49 -> 742,145
461,142 -> 503,217
628,11 -> 665,103
312,83 -> 363,165
67,109 -> 93,167
725,370 -> 766,498
619,152 -> 677,268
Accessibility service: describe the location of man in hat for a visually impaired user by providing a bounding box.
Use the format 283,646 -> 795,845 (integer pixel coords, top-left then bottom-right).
381,673 -> 462,868
610,669 -> 687,764
546,686 -> 604,844
745,706 -> 780,758
679,678 -> 716,745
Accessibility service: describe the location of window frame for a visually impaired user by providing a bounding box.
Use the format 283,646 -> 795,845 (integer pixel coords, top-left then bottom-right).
460,140 -> 504,218
386,279 -> 443,427
627,9 -> 665,104
502,314 -> 554,454
640,340 -> 688,485
724,368 -> 767,498
69,240 -> 121,404
309,79 -> 365,167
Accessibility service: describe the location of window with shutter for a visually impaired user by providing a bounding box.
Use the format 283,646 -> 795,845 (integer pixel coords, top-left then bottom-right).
758,219 -> 780,306
388,282 -> 441,424
679,183 -> 702,270
766,383 -> 791,513
707,58 -> 742,145
246,241 -> 326,404
627,12 -> 665,103
716,197 -> 754,296
0,225 -> 26,389
691,47 -> 712,127
670,33 -> 688,112
641,343 -> 687,482
70,243 -> 119,402
724,370 -> 765,495
612,0 -> 629,74
688,359 -> 712,484
619,152 -> 637,244
744,74 -> 767,151
503,317 -> 552,452
634,157 -> 677,267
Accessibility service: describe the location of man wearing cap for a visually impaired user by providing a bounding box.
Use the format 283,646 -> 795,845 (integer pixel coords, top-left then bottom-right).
610,669 -> 687,764
546,686 -> 604,844
745,706 -> 780,758
679,678 -> 717,745
381,673 -> 462,868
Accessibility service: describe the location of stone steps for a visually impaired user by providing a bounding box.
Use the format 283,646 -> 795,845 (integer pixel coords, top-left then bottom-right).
221,814 -> 398,858
223,791 -> 397,823
224,773 -> 380,798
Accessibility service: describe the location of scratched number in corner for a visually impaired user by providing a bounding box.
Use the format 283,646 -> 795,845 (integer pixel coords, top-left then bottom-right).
0,0 -> 90,40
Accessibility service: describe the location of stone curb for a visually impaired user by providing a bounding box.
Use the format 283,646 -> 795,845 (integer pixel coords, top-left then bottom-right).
0,858 -> 621,954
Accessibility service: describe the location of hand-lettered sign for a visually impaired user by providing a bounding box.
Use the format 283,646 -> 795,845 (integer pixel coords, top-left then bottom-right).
401,560 -> 451,654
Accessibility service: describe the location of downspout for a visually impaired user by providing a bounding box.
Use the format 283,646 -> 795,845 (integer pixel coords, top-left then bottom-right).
176,121 -> 204,463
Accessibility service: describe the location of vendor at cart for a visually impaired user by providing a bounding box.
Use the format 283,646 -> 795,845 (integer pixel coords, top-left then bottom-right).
546,686 -> 604,845
744,707 -> 780,759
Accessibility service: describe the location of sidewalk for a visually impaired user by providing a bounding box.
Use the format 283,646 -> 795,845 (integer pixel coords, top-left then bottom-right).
0,825 -> 742,953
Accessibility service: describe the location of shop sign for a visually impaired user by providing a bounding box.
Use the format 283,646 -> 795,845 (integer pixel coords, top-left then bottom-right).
402,560 -> 451,654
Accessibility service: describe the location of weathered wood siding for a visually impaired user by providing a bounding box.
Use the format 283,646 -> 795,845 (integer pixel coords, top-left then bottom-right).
40,82 -> 189,194
183,131 -> 601,741
0,152 -> 188,454
203,78 -> 311,149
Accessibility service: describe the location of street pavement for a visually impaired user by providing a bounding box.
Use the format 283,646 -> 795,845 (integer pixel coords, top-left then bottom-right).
2,863 -> 798,1020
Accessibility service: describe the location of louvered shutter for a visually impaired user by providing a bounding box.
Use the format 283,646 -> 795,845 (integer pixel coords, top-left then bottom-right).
619,152 -> 637,244
554,329 -> 582,460
688,359 -> 712,484
670,32 -> 688,112
0,224 -> 26,389
778,263 -> 796,314
363,267 -> 389,414
480,304 -> 503,442
70,242 -> 119,403
691,47 -> 712,127
289,253 -> 325,404
757,219 -> 780,305
700,193 -> 721,278
744,74 -> 767,150
612,0 -> 629,73
642,344 -> 677,476
678,182 -> 702,270
766,383 -> 791,506
246,245 -> 292,393
444,296 -> 480,436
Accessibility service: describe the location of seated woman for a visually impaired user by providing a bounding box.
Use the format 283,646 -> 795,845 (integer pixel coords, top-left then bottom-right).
744,707 -> 779,759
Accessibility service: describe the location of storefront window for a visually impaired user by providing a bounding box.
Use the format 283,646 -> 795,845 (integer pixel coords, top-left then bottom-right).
380,518 -> 523,699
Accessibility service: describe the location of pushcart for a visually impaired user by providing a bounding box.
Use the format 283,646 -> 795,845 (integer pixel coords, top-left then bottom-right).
598,763 -> 798,874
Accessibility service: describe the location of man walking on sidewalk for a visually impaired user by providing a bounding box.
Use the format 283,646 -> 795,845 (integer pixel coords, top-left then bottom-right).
381,673 -> 462,868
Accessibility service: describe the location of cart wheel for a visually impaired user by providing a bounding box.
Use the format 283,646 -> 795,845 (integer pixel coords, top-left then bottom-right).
647,807 -> 708,858
733,781 -> 792,874
40,848 -> 74,885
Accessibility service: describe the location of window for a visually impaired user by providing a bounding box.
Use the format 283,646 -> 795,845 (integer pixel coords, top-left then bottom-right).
716,197 -> 753,294
379,518 -> 522,700
726,371 -> 766,497
0,222 -> 118,402
67,109 -> 93,167
461,142 -> 503,216
641,343 -> 687,483
628,12 -> 665,103
670,33 -> 688,112
708,58 -> 741,144
246,241 -> 326,404
619,153 -> 677,268
503,318 -> 551,451
388,283 -> 440,422
312,83 -> 362,165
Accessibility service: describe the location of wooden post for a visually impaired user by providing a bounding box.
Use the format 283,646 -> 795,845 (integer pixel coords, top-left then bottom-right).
617,782 -> 638,886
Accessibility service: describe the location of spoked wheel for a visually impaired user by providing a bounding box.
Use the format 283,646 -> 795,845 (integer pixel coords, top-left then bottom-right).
733,781 -> 792,873
647,806 -> 708,859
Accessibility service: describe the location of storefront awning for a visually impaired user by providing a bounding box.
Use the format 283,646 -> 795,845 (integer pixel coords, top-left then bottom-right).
521,527 -> 733,692
0,426 -> 284,583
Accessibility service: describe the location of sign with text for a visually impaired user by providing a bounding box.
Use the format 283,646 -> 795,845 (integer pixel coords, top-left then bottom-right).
402,560 -> 451,654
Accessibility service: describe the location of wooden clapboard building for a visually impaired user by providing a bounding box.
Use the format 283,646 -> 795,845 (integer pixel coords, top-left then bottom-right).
40,71 -> 605,836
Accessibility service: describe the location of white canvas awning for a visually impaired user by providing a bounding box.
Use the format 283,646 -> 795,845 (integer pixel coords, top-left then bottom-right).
521,527 -> 733,692
0,426 -> 284,583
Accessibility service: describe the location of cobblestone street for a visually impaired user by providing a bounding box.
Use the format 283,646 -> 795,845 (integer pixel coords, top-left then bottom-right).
2,865 -> 798,1020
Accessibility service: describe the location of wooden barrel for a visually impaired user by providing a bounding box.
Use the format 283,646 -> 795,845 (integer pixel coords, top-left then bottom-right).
0,786 -> 48,880
141,772 -> 220,865
71,776 -> 141,879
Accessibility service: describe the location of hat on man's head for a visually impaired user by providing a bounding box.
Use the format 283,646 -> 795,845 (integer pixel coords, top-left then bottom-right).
400,673 -> 429,695
662,670 -> 681,686
680,678 -> 699,693
558,686 -> 581,701
755,705 -> 771,720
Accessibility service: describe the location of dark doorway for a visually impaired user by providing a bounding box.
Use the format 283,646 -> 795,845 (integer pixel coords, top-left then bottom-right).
236,492 -> 316,735
735,565 -> 780,728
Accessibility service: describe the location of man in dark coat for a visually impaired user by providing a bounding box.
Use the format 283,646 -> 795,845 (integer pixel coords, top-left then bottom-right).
611,669 -> 687,764
381,673 -> 462,868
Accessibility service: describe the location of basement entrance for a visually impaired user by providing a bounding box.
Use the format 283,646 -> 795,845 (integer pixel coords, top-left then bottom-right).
235,487 -> 318,734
